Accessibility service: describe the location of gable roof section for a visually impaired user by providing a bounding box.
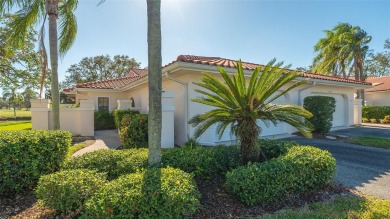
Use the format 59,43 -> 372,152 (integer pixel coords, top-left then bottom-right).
365,76 -> 390,92
64,55 -> 371,91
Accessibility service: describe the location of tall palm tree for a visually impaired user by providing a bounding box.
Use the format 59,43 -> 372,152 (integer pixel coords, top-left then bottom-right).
1,0 -> 79,129
2,87 -> 17,116
146,0 -> 162,166
189,60 -> 313,164
313,23 -> 371,99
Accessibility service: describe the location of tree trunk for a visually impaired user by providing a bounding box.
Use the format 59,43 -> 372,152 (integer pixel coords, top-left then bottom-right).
146,0 -> 162,166
238,119 -> 260,164
46,0 -> 60,130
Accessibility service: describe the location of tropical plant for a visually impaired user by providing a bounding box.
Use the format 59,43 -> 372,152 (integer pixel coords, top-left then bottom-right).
2,87 -> 18,116
0,0 -> 83,130
312,23 -> 371,99
146,0 -> 162,166
189,60 -> 313,164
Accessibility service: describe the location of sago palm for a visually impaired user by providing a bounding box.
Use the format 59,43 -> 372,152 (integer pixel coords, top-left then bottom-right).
189,60 -> 313,164
1,0 -> 80,129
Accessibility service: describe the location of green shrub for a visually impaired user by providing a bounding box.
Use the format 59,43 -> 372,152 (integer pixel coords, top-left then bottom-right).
362,106 -> 390,120
63,149 -> 148,180
35,169 -> 107,215
94,110 -> 115,130
162,145 -> 241,179
82,167 -> 201,218
304,96 -> 336,134
226,145 -> 336,205
120,114 -> 148,149
370,118 -> 378,123
112,109 -> 140,128
0,130 -> 72,195
259,139 -> 295,161
64,146 -> 240,180
383,115 -> 390,123
362,118 -> 369,123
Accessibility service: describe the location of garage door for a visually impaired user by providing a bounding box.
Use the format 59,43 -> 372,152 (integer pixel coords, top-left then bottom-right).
258,94 -> 288,137
309,93 -> 346,127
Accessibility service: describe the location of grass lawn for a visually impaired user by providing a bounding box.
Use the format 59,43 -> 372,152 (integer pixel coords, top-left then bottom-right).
0,109 -> 31,120
260,195 -> 390,219
0,121 -> 32,130
350,136 -> 390,149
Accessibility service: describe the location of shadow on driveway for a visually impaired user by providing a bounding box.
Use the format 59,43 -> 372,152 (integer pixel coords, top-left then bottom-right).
284,126 -> 390,200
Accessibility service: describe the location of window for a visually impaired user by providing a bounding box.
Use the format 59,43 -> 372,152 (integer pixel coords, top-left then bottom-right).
98,97 -> 109,111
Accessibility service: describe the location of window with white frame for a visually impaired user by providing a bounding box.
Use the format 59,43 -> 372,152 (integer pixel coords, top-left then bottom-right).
98,97 -> 109,111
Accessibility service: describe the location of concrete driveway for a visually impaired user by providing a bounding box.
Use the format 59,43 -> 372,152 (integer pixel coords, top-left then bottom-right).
285,126 -> 390,200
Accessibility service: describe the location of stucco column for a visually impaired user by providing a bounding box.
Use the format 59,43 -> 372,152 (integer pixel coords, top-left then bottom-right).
161,92 -> 175,148
354,99 -> 363,124
30,99 -> 50,130
79,100 -> 95,136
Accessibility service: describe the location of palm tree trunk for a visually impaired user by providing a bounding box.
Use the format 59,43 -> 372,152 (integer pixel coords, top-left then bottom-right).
238,119 -> 260,164
46,0 -> 60,130
146,0 -> 162,166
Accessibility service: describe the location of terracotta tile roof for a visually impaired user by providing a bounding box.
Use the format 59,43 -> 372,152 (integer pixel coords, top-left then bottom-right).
64,55 -> 372,91
365,76 -> 390,92
64,68 -> 148,91
175,55 -> 371,86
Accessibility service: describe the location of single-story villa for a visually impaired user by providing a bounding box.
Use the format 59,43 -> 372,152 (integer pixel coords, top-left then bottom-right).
63,55 -> 372,146
365,76 -> 390,106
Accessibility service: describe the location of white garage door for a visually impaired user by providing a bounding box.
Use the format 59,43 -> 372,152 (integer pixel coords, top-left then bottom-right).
310,93 -> 346,127
258,94 -> 288,137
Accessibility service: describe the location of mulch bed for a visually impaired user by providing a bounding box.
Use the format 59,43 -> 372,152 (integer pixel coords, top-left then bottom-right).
1,177 -> 352,219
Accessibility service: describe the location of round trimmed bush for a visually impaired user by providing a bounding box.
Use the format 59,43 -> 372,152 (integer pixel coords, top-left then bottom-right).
62,149 -> 148,180
259,139 -> 295,161
119,114 -> 148,149
82,167 -> 201,218
304,96 -> 336,134
226,146 -> 336,205
35,169 -> 107,215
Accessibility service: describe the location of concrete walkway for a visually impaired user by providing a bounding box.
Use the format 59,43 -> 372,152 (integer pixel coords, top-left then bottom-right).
72,129 -> 121,157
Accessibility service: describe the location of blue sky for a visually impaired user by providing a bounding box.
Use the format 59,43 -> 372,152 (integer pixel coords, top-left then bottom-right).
51,0 -> 390,82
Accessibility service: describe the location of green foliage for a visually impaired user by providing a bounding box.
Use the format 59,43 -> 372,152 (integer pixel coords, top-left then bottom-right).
362,117 -> 369,123
64,145 -> 241,180
0,130 -> 72,195
66,143 -> 87,160
119,114 -> 148,149
94,110 -> 115,130
35,169 -> 107,215
226,146 -> 336,205
82,167 -> 201,218
370,118 -> 378,123
112,109 -> 140,128
189,59 -> 313,164
63,149 -> 148,180
162,145 -> 241,179
259,139 -> 295,161
61,55 -> 141,88
304,96 -> 336,134
362,106 -> 390,120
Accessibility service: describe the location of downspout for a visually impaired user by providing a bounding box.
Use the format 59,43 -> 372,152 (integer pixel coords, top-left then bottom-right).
298,81 -> 317,106
165,72 -> 190,141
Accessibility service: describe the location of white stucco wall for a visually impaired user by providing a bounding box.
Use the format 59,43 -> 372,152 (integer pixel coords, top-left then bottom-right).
365,91 -> 390,106
76,91 -> 128,112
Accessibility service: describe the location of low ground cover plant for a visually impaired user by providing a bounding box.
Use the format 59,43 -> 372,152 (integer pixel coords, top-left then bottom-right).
226,146 -> 336,205
82,167 -> 201,218
0,130 -> 72,196
35,169 -> 107,215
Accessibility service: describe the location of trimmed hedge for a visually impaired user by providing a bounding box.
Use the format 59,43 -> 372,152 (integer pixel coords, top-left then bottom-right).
94,110 -> 115,130
0,130 -> 72,195
362,106 -> 390,120
162,145 -> 241,179
82,167 -> 201,218
304,96 -> 336,134
64,145 -> 242,179
119,114 -> 148,149
259,139 -> 295,161
63,149 -> 148,180
35,169 -> 107,215
226,146 -> 336,205
112,109 -> 140,128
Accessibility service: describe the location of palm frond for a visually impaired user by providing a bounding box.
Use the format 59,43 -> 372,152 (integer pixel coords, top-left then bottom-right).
58,0 -> 78,56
